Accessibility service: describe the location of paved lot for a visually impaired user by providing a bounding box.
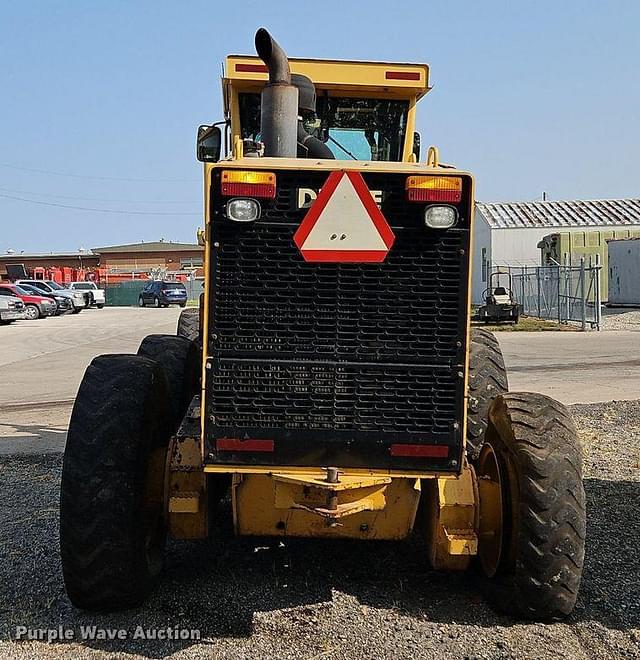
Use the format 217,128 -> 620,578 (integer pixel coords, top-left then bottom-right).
0,307 -> 181,406
498,330 -> 640,404
0,307 -> 180,455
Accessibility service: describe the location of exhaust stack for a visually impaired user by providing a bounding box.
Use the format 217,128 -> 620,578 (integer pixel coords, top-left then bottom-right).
255,28 -> 298,158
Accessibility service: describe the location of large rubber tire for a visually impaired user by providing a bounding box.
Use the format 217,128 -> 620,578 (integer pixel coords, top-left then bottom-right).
60,355 -> 172,611
137,334 -> 198,429
177,308 -> 200,344
478,392 -> 586,620
466,328 -> 508,460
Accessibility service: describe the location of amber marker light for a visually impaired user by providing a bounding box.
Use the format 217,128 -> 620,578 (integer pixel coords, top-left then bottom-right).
406,175 -> 462,203
221,170 -> 276,199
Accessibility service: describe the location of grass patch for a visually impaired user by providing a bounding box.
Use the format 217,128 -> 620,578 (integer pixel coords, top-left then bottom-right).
472,316 -> 577,332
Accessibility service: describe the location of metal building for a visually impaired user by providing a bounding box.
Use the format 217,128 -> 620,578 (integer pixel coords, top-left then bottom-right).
473,198 -> 640,303
608,237 -> 640,306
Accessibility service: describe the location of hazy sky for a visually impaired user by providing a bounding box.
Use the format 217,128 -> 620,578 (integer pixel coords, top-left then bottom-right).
1,1 -> 638,253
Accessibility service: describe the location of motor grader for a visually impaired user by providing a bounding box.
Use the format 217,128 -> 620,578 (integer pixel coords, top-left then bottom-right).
60,28 -> 586,620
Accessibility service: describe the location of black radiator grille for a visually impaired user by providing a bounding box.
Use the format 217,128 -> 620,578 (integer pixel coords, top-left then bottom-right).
210,360 -> 458,433
206,168 -> 471,467
212,224 -> 463,362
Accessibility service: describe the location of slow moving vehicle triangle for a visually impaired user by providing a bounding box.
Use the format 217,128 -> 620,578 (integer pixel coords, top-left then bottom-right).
293,170 -> 395,262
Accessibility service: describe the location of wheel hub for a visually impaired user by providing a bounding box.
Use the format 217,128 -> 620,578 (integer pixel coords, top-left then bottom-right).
476,443 -> 504,577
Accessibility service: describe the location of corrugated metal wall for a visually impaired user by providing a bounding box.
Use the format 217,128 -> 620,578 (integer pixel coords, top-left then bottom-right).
608,240 -> 640,306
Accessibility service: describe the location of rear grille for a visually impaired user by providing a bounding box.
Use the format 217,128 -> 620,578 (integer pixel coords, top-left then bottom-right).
206,169 -> 471,469
211,360 -> 458,434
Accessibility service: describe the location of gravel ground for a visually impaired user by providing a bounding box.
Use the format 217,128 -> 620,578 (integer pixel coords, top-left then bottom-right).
600,309 -> 640,331
0,402 -> 639,659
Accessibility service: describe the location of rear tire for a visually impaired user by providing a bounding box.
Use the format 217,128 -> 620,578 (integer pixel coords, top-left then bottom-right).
138,297 -> 145,308
477,392 -> 586,620
60,355 -> 172,611
466,328 -> 508,460
97,303 -> 105,309
137,334 -> 199,429
177,308 -> 200,344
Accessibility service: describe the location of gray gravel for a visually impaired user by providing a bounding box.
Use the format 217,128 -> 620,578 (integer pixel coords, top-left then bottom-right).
1,401 -> 639,659
600,308 -> 640,331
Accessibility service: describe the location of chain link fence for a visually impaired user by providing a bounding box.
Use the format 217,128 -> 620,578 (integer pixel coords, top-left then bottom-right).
493,257 -> 602,330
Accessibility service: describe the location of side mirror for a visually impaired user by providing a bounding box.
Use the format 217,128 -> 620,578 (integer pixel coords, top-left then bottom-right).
413,131 -> 421,161
196,125 -> 222,162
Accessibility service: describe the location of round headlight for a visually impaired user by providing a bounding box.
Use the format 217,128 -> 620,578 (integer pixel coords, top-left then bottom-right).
424,205 -> 457,229
226,198 -> 261,222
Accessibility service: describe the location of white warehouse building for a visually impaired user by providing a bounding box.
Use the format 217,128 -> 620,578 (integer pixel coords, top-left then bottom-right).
471,198 -> 640,303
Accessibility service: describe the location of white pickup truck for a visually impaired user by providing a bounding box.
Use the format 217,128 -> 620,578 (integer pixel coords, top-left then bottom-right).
0,293 -> 26,324
68,282 -> 106,309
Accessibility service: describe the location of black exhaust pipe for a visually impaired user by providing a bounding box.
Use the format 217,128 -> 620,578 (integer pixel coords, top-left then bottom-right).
255,28 -> 298,157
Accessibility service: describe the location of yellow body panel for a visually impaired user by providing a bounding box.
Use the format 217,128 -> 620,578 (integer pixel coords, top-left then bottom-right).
424,464 -> 478,570
166,435 -> 208,539
187,49 -> 482,553
233,472 -> 421,540
225,55 -> 430,96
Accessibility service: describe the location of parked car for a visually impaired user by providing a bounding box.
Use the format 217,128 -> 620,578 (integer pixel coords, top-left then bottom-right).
68,281 -> 105,309
15,282 -> 72,314
0,283 -> 56,319
138,281 -> 188,308
0,294 -> 25,324
16,279 -> 86,313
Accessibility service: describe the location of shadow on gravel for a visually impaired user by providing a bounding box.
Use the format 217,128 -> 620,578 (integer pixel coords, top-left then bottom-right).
0,420 -> 67,455
1,458 -> 638,659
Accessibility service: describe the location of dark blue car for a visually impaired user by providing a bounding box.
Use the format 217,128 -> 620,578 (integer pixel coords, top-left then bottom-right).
138,281 -> 188,308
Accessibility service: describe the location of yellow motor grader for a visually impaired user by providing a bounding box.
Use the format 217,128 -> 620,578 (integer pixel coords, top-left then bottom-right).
60,28 -> 586,620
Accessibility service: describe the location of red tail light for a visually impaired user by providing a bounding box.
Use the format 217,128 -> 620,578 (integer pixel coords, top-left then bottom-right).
390,444 -> 449,458
216,438 -> 274,452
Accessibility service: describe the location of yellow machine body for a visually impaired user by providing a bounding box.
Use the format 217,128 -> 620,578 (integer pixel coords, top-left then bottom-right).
167,53 -> 487,571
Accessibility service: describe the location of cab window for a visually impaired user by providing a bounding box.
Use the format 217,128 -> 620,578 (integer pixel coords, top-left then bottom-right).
238,92 -> 408,162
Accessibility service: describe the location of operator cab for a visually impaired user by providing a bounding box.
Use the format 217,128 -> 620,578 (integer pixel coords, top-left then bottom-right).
199,55 -> 430,163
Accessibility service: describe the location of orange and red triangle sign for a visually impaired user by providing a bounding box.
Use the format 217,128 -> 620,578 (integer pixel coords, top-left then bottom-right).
293,171 -> 395,263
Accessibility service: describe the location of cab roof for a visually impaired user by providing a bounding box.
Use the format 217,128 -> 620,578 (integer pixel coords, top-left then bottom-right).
223,55 -> 430,111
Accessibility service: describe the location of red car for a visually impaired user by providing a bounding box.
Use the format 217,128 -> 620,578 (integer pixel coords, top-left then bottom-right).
0,282 -> 57,320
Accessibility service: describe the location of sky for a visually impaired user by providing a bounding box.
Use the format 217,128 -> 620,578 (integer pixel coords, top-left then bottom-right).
1,0 -> 639,253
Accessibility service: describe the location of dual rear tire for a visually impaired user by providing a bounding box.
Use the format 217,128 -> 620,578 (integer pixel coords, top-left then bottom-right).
60,356 -> 173,610
60,334 -> 199,611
